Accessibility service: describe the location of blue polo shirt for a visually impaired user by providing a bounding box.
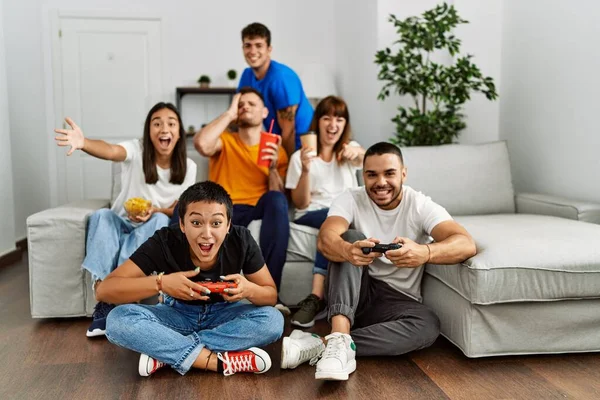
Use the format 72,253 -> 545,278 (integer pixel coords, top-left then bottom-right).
238,60 -> 314,150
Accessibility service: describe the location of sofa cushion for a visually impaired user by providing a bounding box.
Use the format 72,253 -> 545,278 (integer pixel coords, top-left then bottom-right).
248,220 -> 318,263
425,214 -> 600,304
402,141 -> 515,215
27,200 -> 110,317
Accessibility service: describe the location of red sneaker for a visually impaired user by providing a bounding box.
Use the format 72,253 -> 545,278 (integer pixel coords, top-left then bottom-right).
138,353 -> 167,377
217,347 -> 272,376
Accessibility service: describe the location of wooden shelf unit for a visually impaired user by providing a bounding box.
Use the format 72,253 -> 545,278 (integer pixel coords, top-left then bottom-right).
175,86 -> 236,111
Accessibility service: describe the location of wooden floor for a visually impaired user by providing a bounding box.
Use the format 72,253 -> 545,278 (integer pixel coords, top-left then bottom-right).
2,255 -> 599,400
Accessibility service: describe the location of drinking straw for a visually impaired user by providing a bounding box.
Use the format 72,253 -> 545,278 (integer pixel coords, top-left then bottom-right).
268,119 -> 274,133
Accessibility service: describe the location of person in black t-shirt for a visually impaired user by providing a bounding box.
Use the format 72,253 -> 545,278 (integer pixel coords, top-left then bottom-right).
97,181 -> 284,377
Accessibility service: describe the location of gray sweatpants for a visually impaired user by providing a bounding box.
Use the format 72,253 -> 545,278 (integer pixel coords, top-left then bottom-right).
326,230 -> 440,357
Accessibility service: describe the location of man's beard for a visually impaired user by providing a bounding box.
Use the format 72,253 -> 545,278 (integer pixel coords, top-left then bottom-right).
237,116 -> 260,129
369,183 -> 403,209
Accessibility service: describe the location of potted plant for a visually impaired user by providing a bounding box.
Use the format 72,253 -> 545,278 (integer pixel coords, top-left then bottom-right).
197,75 -> 211,88
374,2 -> 498,146
227,69 -> 237,86
187,125 -> 196,136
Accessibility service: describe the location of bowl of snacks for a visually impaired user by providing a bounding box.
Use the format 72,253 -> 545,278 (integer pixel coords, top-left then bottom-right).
124,197 -> 152,217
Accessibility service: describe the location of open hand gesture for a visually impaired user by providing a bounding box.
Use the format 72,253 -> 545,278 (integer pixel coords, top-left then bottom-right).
54,117 -> 85,156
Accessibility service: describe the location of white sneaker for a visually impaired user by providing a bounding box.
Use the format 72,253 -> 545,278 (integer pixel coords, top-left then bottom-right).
315,332 -> 356,381
281,329 -> 325,369
138,353 -> 167,377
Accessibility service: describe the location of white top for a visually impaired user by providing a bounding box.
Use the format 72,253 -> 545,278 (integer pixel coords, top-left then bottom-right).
285,141 -> 361,220
328,185 -> 452,301
111,139 -> 197,218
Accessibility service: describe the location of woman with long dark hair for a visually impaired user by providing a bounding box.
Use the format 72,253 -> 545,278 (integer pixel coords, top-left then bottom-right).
54,102 -> 197,337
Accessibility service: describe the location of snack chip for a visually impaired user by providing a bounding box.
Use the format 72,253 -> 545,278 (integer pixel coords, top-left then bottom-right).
124,197 -> 152,217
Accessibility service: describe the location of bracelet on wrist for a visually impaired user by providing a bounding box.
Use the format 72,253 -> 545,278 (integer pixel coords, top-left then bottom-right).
156,272 -> 164,295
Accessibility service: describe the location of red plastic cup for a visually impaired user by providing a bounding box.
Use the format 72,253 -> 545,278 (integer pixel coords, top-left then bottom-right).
257,132 -> 279,168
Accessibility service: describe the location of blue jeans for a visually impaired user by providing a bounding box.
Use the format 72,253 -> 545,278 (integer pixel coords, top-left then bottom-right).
294,208 -> 329,276
82,208 -> 169,282
105,295 -> 283,375
233,191 -> 289,291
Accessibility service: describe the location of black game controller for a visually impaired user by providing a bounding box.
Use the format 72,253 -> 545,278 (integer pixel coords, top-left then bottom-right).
361,243 -> 402,255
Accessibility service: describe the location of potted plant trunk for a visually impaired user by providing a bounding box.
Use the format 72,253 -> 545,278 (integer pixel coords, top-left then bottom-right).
374,2 -> 498,146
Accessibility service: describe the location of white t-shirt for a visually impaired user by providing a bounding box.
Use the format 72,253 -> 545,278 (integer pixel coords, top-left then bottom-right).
111,139 -> 197,218
328,185 -> 452,301
285,142 -> 361,220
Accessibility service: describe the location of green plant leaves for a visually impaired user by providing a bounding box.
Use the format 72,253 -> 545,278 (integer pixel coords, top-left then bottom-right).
375,2 -> 498,146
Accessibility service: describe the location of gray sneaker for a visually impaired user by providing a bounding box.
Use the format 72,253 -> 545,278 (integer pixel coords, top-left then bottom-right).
291,294 -> 326,328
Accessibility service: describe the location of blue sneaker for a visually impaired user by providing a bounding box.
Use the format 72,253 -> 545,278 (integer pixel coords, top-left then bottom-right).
86,301 -> 115,338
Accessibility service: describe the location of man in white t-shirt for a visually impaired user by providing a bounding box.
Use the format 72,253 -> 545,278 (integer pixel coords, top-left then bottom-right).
279,142 -> 476,380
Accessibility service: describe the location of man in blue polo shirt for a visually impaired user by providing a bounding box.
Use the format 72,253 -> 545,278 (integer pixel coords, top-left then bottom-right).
238,22 -> 314,157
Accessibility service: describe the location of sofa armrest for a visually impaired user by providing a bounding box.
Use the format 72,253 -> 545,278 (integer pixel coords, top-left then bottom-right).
515,192 -> 600,224
27,199 -> 110,318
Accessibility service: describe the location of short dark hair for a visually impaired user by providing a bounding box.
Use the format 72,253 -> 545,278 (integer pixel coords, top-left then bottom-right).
363,142 -> 404,167
142,102 -> 187,184
238,86 -> 265,105
241,22 -> 271,46
178,181 -> 233,223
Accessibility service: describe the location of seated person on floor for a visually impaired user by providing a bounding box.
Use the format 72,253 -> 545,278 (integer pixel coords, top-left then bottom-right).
279,142 -> 477,381
285,95 -> 365,328
99,181 -> 283,377
54,102 -> 197,337
194,87 -> 290,311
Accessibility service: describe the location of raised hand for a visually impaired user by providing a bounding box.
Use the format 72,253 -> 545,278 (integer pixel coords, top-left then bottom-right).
227,93 -> 241,121
300,145 -> 316,173
344,237 -> 382,266
337,143 -> 362,162
54,117 -> 85,156
161,268 -> 211,301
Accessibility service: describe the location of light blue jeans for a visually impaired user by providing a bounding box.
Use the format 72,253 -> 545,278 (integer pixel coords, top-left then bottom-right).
105,295 -> 284,375
82,208 -> 169,282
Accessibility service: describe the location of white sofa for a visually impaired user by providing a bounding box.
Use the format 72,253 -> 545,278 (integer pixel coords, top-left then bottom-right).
401,141 -> 600,357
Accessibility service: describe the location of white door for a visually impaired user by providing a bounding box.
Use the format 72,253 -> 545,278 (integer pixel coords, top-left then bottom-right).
53,15 -> 162,204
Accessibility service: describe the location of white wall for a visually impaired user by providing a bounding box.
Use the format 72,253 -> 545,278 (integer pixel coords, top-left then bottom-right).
3,0 -> 49,241
3,0 -> 336,239
454,0 -> 502,144
374,0 -> 502,145
0,0 -> 18,256
500,0 -> 600,202
333,0 -> 380,147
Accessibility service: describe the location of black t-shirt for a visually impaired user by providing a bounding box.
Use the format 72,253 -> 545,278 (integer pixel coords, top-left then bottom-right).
130,224 -> 265,304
